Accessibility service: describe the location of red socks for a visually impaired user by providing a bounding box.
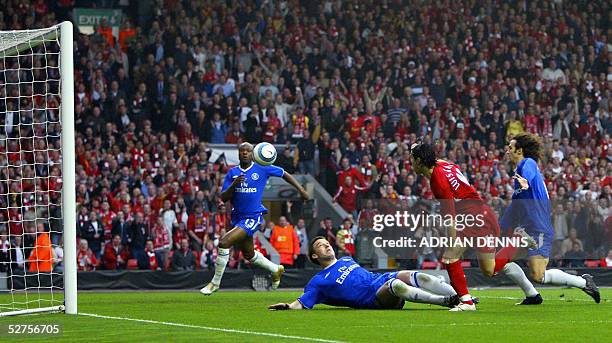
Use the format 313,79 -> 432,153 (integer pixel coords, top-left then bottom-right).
445,260 -> 473,304
494,245 -> 518,274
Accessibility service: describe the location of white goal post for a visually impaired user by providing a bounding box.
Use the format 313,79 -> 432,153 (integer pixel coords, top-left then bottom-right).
0,21 -> 76,316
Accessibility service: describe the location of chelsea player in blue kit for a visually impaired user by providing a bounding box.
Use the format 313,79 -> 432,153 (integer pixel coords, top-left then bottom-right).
201,143 -> 310,295
497,133 -> 600,304
269,237 -> 460,310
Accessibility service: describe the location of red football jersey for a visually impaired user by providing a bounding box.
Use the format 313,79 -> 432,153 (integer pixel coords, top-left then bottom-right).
430,160 -> 481,216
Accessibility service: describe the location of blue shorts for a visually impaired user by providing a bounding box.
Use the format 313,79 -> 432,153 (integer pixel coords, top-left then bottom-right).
525,227 -> 554,258
231,213 -> 264,237
362,272 -> 404,309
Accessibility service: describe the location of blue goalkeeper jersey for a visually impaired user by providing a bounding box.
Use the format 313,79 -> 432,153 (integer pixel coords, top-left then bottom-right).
222,162 -> 284,216
298,257 -> 396,309
500,158 -> 554,236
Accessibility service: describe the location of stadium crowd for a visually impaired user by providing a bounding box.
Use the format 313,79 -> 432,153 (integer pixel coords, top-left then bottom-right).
0,0 -> 611,274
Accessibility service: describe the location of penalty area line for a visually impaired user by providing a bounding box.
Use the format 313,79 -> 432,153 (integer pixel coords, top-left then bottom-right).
78,312 -> 343,343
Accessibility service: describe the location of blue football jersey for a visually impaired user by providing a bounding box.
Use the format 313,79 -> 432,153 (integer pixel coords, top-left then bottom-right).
298,257 -> 391,309
500,158 -> 554,235
222,162 -> 284,216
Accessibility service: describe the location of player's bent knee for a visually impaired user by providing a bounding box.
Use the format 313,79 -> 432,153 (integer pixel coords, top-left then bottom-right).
415,272 -> 434,284
243,251 -> 255,261
218,236 -> 232,249
389,279 -> 409,296
530,270 -> 545,283
481,266 -> 495,278
395,271 -> 413,285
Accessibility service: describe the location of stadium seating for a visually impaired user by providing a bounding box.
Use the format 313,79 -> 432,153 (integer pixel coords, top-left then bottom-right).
0,0 -> 609,274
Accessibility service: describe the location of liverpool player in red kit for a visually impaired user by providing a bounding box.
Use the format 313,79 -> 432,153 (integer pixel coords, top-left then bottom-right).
410,142 -> 537,311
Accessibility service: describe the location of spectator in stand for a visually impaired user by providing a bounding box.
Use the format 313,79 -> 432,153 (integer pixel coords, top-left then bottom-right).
295,129 -> 316,175
602,250 -> 612,268
270,216 -> 300,268
262,220 -> 274,241
173,223 -> 190,251
275,145 -> 297,174
171,238 -> 196,271
145,240 -> 160,270
187,203 -> 211,252
563,242 -> 586,268
77,239 -> 97,272
5,0 -> 609,271
111,210 -> 130,246
161,200 -> 178,250
415,227 -> 441,269
0,230 -> 9,273
294,218 -> 309,268
128,213 -> 149,269
317,218 -> 338,253
200,238 -> 217,270
151,217 -> 171,270
27,224 -> 54,273
560,228 -> 584,257
333,176 -> 367,218
79,212 -> 104,260
336,218 -> 355,258
102,234 -> 129,270
337,157 -> 367,189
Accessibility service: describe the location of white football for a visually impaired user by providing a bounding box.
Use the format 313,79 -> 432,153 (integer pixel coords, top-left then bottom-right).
253,142 -> 277,166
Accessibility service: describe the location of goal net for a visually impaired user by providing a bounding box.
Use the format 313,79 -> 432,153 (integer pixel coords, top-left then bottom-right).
0,22 -> 76,316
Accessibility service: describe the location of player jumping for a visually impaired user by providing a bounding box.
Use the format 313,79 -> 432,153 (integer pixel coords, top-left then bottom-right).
410,141 -> 539,311
201,142 -> 309,295
493,133 -> 600,304
268,236 -> 460,310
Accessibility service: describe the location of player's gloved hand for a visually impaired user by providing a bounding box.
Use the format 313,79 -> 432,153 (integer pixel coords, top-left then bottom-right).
268,303 -> 290,310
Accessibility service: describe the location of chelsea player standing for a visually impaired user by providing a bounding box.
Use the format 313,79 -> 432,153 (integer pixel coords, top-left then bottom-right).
201,142 -> 309,295
268,237 -> 460,310
494,133 -> 600,304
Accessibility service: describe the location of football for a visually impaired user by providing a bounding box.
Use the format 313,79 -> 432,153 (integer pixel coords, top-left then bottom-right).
253,142 -> 277,166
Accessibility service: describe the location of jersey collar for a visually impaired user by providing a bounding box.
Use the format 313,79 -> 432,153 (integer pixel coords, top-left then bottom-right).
239,162 -> 255,173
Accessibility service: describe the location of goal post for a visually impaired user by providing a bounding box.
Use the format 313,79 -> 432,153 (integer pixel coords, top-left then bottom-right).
59,20 -> 77,316
0,21 -> 76,316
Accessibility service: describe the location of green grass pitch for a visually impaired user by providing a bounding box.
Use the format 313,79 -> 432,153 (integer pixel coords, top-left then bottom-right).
1,288 -> 610,342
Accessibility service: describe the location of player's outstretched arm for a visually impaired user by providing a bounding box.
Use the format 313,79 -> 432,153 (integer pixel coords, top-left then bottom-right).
268,299 -> 304,310
282,172 -> 310,200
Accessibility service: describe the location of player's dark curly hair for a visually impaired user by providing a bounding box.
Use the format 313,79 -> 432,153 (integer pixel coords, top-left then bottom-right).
513,133 -> 543,162
410,143 -> 437,168
308,236 -> 327,265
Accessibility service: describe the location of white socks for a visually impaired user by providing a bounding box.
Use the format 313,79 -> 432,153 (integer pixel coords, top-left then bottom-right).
390,279 -> 447,306
211,248 -> 230,286
412,272 -> 456,296
249,251 -> 279,273
542,269 -> 586,288
211,250 -> 279,286
502,262 -> 539,297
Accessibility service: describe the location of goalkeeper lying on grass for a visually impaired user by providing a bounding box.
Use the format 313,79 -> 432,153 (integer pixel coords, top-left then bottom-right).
269,236 -> 459,310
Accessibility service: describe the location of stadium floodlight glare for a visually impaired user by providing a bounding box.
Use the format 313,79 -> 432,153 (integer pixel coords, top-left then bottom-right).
0,21 -> 76,316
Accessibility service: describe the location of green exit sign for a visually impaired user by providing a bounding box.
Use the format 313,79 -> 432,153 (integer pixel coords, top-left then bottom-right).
74,8 -> 122,28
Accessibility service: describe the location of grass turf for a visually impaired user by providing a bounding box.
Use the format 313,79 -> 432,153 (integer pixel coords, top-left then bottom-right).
0,288 -> 609,342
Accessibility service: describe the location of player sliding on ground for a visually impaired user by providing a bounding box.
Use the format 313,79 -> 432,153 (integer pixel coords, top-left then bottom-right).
268,236 -> 460,310
410,141 -> 539,311
493,133 -> 600,304
201,142 -> 309,295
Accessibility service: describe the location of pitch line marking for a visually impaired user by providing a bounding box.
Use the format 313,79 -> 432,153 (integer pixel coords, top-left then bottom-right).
79,312 -> 343,343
